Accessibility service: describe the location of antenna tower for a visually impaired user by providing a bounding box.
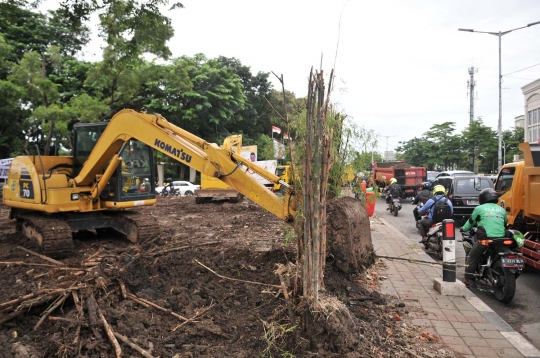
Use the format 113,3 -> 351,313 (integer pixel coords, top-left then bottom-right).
467,67 -> 477,124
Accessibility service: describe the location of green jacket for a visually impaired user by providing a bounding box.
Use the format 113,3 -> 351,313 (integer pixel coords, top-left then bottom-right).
462,203 -> 507,238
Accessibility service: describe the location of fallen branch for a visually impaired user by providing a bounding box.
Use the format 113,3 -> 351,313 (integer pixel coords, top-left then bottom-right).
117,279 -> 127,300
194,259 -> 281,289
17,246 -> 65,266
0,261 -> 57,268
86,296 -> 103,340
148,241 -> 220,257
128,293 -> 188,321
72,291 -> 82,313
73,325 -> 81,345
0,294 -> 58,325
127,294 -> 150,308
97,307 -> 122,358
34,293 -> 69,330
114,332 -> 155,358
83,247 -> 104,263
171,301 -> 215,332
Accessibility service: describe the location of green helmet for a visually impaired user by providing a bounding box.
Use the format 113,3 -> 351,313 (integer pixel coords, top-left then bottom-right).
506,230 -> 525,249
389,178 -> 397,185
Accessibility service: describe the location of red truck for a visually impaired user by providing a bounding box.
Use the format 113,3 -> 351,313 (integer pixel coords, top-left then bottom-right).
372,161 -> 427,199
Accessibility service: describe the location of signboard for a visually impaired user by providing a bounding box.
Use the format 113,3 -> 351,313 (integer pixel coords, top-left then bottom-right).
0,158 -> 13,179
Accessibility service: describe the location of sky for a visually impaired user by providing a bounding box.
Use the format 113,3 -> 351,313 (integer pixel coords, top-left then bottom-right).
47,0 -> 540,156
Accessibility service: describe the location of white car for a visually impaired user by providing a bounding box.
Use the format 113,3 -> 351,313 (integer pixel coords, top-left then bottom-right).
155,181 -> 200,196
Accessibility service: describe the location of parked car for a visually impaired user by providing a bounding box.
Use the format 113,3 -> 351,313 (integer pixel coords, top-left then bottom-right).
155,181 -> 200,196
435,170 -> 474,178
430,175 -> 494,222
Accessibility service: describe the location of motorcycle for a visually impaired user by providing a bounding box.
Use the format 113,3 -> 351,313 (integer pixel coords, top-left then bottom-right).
388,195 -> 402,217
423,222 -> 444,260
413,202 -> 428,230
460,228 -> 524,303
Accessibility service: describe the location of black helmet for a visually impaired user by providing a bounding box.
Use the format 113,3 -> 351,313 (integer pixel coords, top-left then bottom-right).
421,182 -> 431,190
167,178 -> 172,182
479,188 -> 498,205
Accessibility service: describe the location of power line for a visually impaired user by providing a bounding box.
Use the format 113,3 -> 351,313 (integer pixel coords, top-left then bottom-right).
504,75 -> 536,81
502,62 -> 540,76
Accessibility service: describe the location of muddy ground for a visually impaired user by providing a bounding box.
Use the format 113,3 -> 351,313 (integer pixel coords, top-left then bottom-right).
0,196 -> 460,357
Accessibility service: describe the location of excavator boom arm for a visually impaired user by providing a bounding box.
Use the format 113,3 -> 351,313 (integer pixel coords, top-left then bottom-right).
75,110 -> 296,221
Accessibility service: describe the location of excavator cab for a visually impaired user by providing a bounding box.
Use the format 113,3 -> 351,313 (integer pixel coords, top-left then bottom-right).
72,122 -> 156,202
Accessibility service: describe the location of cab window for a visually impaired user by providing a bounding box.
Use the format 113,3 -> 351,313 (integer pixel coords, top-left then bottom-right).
495,167 -> 515,194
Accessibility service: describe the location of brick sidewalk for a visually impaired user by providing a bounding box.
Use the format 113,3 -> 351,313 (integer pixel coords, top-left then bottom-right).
371,215 -> 540,358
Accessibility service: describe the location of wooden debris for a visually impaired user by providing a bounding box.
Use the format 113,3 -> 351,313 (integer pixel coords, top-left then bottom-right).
171,301 -> 216,332
34,293 -> 69,330
128,293 -> 188,321
97,306 -> 122,358
86,296 -> 103,340
194,259 -> 281,289
117,279 -> 127,300
17,246 -> 65,266
0,261 -> 57,268
114,331 -> 155,358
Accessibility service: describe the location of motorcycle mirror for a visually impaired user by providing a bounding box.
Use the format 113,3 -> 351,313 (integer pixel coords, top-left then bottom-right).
473,177 -> 481,190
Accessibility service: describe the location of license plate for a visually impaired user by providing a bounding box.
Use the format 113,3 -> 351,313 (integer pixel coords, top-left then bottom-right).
501,257 -> 524,268
467,200 -> 479,205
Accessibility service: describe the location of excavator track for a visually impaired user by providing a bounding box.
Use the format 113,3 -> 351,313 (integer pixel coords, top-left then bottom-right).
17,214 -> 74,258
110,210 -> 161,244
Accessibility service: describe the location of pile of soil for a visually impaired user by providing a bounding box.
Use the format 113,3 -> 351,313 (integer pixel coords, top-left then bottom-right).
0,197 -> 457,357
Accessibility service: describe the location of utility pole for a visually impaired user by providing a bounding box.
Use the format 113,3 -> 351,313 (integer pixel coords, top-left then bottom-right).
467,67 -> 477,172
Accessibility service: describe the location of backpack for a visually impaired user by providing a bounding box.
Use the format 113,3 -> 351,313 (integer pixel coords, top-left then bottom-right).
432,197 -> 452,223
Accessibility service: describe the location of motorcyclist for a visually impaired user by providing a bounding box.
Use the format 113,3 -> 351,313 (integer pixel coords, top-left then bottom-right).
460,188 -> 507,288
385,178 -> 401,210
413,182 -> 432,221
163,177 -> 174,195
417,184 -> 454,244
139,178 -> 151,192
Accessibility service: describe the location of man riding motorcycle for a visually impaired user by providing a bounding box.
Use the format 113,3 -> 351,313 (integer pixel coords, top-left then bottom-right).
413,182 -> 432,221
417,184 -> 453,244
385,178 -> 401,211
460,188 -> 507,288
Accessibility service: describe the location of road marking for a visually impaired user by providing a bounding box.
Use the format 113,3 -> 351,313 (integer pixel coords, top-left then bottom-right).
501,331 -> 540,358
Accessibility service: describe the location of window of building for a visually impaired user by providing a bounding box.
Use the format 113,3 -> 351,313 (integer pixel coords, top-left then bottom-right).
527,108 -> 540,142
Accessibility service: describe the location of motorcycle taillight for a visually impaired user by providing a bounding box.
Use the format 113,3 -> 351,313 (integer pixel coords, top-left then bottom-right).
503,240 -> 514,245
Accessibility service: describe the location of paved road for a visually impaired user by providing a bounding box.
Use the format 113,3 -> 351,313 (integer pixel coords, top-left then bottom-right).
373,196 -> 540,349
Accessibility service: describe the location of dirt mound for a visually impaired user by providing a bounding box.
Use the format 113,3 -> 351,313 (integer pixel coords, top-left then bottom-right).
0,198 -> 457,357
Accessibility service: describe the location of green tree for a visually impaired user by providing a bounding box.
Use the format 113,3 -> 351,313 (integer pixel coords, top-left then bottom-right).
461,119 -> 498,173
176,54 -> 246,142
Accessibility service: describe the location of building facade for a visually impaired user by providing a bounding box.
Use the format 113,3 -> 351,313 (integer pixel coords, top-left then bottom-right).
522,79 -> 540,143
514,115 -> 525,129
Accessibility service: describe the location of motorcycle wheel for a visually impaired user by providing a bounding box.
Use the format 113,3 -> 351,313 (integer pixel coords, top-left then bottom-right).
437,235 -> 443,260
492,260 -> 516,303
393,205 -> 398,217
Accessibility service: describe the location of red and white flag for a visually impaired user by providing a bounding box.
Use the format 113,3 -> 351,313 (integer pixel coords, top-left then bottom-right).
271,125 -> 281,134
283,133 -> 290,140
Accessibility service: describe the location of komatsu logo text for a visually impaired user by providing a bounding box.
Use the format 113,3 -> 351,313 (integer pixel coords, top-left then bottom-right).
154,139 -> 192,163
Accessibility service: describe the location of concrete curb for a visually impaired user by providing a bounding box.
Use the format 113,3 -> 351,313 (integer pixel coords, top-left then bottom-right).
376,215 -> 540,358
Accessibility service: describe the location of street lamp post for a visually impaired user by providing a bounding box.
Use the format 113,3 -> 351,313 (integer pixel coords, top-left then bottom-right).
501,138 -> 506,165
458,21 -> 540,171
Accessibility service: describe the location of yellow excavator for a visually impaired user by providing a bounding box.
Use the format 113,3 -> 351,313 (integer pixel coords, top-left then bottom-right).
3,110 -> 296,257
